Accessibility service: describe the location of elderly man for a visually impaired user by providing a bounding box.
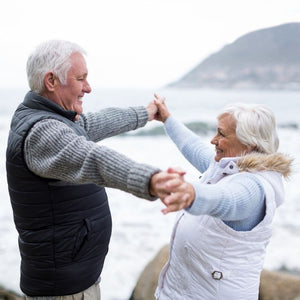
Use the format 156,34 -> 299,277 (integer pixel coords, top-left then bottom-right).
6,40 -> 184,300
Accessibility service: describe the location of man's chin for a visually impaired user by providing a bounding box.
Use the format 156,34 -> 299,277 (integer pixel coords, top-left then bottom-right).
75,105 -> 83,115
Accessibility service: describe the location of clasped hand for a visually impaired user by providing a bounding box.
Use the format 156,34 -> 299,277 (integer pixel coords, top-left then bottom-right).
147,94 -> 195,213
146,93 -> 170,123
150,167 -> 195,214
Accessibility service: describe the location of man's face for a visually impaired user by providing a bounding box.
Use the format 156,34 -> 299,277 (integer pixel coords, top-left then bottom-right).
53,52 -> 91,117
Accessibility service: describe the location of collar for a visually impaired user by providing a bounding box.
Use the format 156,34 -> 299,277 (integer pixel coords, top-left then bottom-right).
216,157 -> 239,175
23,91 -> 78,121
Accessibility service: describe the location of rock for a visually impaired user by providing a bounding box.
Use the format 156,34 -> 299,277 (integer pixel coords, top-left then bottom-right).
130,244 -> 300,300
259,269 -> 300,300
0,285 -> 24,300
129,245 -> 169,300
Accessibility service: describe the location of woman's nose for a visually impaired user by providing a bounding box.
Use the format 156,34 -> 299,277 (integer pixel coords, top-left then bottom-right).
211,135 -> 217,145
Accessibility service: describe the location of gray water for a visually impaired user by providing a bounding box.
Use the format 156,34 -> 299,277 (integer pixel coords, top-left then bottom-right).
0,88 -> 299,300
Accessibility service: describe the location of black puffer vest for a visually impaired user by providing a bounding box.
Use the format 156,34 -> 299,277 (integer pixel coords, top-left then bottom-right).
6,91 -> 112,296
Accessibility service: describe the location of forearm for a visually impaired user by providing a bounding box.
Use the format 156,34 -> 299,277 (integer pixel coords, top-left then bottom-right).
164,116 -> 213,172
77,106 -> 148,142
24,119 -> 159,200
186,173 -> 265,221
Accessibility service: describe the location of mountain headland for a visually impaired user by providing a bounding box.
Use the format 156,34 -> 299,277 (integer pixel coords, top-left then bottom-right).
169,23 -> 300,90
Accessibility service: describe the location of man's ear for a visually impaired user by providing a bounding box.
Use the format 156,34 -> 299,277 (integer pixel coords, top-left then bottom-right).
44,72 -> 57,92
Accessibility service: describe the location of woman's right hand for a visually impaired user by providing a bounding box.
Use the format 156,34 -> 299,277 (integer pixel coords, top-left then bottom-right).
160,167 -> 195,214
153,93 -> 171,123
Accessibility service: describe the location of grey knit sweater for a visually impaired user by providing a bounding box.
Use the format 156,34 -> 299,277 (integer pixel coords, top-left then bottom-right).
24,106 -> 160,200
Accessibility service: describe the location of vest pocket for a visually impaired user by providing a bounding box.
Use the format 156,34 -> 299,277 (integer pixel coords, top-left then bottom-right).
72,218 -> 91,260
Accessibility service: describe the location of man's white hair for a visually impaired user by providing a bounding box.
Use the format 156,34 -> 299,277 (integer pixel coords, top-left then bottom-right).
26,40 -> 87,94
218,103 -> 279,154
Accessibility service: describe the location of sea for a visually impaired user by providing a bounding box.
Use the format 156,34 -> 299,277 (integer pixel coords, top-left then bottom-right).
0,87 -> 299,300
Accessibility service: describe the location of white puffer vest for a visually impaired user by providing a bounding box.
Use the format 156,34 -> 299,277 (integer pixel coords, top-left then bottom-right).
155,157 -> 285,300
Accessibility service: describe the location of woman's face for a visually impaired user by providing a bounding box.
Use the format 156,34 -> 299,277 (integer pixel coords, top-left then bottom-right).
211,113 -> 250,162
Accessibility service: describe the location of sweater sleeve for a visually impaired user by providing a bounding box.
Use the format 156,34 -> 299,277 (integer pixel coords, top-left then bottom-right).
186,173 -> 266,231
24,119 -> 160,200
164,116 -> 214,173
77,106 -> 148,142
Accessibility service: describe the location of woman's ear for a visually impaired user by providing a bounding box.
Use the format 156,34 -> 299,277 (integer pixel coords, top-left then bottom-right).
248,145 -> 258,152
44,72 -> 57,92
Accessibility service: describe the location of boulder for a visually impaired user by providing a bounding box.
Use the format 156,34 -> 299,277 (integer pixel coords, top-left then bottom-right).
130,244 -> 300,300
129,245 -> 169,300
0,285 -> 24,300
259,269 -> 300,300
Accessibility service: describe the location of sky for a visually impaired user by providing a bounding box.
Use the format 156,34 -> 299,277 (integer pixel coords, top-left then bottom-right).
0,0 -> 299,89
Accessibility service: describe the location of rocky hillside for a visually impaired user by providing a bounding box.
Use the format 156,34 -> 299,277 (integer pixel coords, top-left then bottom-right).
169,23 -> 300,89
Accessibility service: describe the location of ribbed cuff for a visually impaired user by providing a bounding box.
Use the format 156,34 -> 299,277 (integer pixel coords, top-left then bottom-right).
127,164 -> 161,201
130,106 -> 149,129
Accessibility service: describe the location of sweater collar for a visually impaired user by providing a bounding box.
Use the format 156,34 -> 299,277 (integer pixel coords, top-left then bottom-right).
23,91 -> 77,121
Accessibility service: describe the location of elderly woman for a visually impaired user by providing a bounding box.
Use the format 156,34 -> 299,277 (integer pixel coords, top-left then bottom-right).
153,95 -> 292,300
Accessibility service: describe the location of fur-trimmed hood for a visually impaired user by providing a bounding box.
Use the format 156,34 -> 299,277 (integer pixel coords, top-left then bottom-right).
202,152 -> 293,208
237,152 -> 293,178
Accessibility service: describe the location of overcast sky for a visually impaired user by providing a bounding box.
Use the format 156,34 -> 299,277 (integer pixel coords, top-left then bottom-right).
1,0 -> 299,89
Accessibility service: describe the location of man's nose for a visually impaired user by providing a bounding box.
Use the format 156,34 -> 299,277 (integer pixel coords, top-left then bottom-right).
84,81 -> 92,93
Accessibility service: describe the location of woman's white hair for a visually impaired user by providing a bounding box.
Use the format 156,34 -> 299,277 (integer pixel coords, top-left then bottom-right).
26,40 -> 87,94
218,103 -> 279,154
